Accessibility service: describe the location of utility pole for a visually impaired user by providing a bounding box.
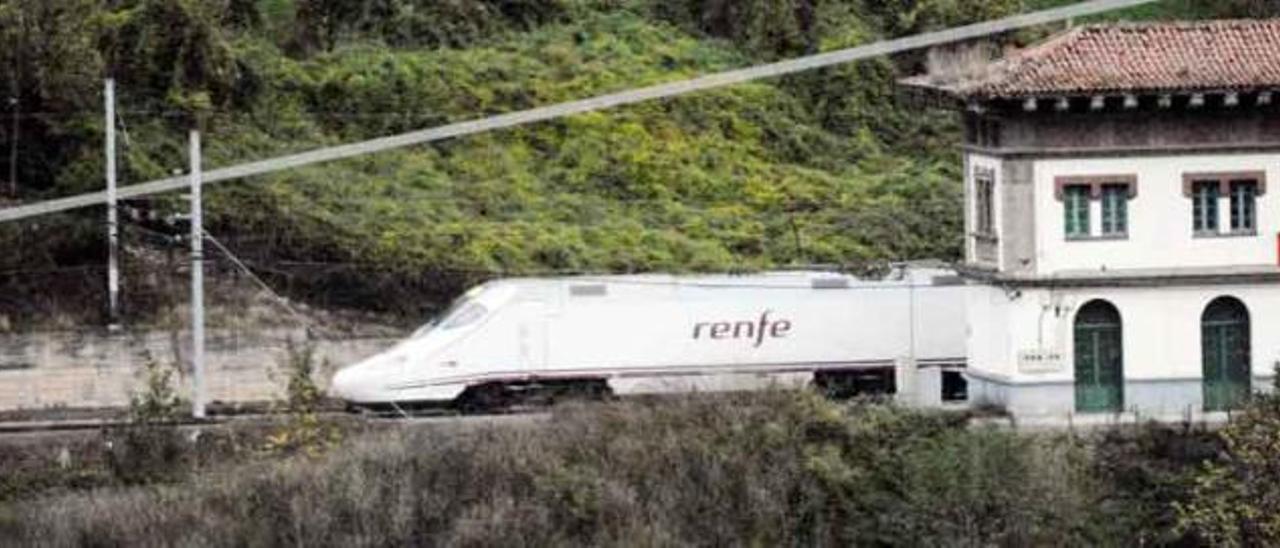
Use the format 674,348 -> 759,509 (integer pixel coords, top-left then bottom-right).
6,95 -> 16,197
7,9 -> 21,198
189,130 -> 206,420
105,79 -> 120,328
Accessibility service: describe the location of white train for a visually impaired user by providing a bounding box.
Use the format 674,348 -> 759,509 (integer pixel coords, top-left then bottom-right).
330,267 -> 969,410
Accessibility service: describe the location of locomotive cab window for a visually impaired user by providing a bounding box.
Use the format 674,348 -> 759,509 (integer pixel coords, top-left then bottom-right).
442,303 -> 488,329
414,292 -> 488,337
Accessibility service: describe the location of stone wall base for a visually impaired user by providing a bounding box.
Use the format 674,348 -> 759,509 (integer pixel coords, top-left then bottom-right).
0,328 -> 395,411
967,372 -> 1277,420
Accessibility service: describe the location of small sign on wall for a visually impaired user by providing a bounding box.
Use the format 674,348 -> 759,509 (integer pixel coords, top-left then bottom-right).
1018,349 -> 1065,373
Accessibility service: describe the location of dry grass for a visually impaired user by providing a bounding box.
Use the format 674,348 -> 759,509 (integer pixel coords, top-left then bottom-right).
0,391 -> 1198,546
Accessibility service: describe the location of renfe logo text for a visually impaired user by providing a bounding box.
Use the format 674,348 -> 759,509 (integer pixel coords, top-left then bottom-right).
692,310 -> 792,348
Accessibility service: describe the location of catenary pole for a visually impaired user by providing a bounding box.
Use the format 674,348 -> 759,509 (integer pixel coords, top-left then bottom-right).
0,0 -> 1158,225
105,79 -> 120,327
7,9 -> 21,198
190,130 -> 206,420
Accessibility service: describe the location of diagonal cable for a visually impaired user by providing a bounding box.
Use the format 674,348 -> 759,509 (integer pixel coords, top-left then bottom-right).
201,229 -> 317,333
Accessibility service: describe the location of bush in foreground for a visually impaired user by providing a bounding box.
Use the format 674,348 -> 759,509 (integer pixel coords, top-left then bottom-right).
1177,378 -> 1280,546
1,391 -> 1145,546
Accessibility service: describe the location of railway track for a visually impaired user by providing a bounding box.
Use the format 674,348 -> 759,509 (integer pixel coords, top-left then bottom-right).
0,405 -> 553,436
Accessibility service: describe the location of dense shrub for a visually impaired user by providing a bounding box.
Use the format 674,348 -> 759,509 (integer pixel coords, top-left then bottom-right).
1,392 -> 1158,546
1091,421 -> 1218,545
1177,378 -> 1280,546
104,352 -> 191,485
263,340 -> 344,456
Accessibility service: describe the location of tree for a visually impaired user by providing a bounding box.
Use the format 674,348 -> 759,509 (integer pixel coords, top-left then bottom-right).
648,0 -> 820,59
1177,374 -> 1280,546
294,0 -> 353,52
98,0 -> 241,120
860,0 -> 1022,38
226,0 -> 262,29
1214,0 -> 1280,17
0,0 -> 102,196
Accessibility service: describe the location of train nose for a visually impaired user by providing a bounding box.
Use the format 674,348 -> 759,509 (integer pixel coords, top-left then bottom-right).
330,364 -> 380,403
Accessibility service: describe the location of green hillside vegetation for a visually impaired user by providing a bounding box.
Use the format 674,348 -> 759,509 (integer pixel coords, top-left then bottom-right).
0,0 -> 1274,322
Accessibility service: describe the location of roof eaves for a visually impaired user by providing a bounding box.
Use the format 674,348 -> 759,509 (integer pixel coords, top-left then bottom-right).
895,27 -> 1086,100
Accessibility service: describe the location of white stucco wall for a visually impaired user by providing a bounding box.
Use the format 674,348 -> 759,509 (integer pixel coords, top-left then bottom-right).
1032,152 -> 1280,275
967,284 -> 1280,385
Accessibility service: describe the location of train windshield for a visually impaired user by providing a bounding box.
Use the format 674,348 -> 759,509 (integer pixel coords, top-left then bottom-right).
440,302 -> 487,329
411,291 -> 489,339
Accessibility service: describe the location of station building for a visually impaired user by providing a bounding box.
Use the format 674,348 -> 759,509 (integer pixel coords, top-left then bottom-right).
905,19 -> 1280,418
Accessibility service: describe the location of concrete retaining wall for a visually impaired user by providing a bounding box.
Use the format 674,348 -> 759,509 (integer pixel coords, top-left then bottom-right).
0,328 -> 396,411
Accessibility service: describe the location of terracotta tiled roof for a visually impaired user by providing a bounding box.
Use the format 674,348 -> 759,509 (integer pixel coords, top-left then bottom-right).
908,19 -> 1280,99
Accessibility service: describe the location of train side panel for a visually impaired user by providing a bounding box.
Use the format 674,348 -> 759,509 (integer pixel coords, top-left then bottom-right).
543,283 -> 950,395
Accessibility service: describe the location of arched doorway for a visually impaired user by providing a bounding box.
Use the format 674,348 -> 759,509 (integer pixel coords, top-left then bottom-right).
1074,300 -> 1124,413
1202,297 -> 1251,411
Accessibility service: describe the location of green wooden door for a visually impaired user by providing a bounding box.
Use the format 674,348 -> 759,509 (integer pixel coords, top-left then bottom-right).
1202,298 -> 1251,411
1075,301 -> 1124,413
